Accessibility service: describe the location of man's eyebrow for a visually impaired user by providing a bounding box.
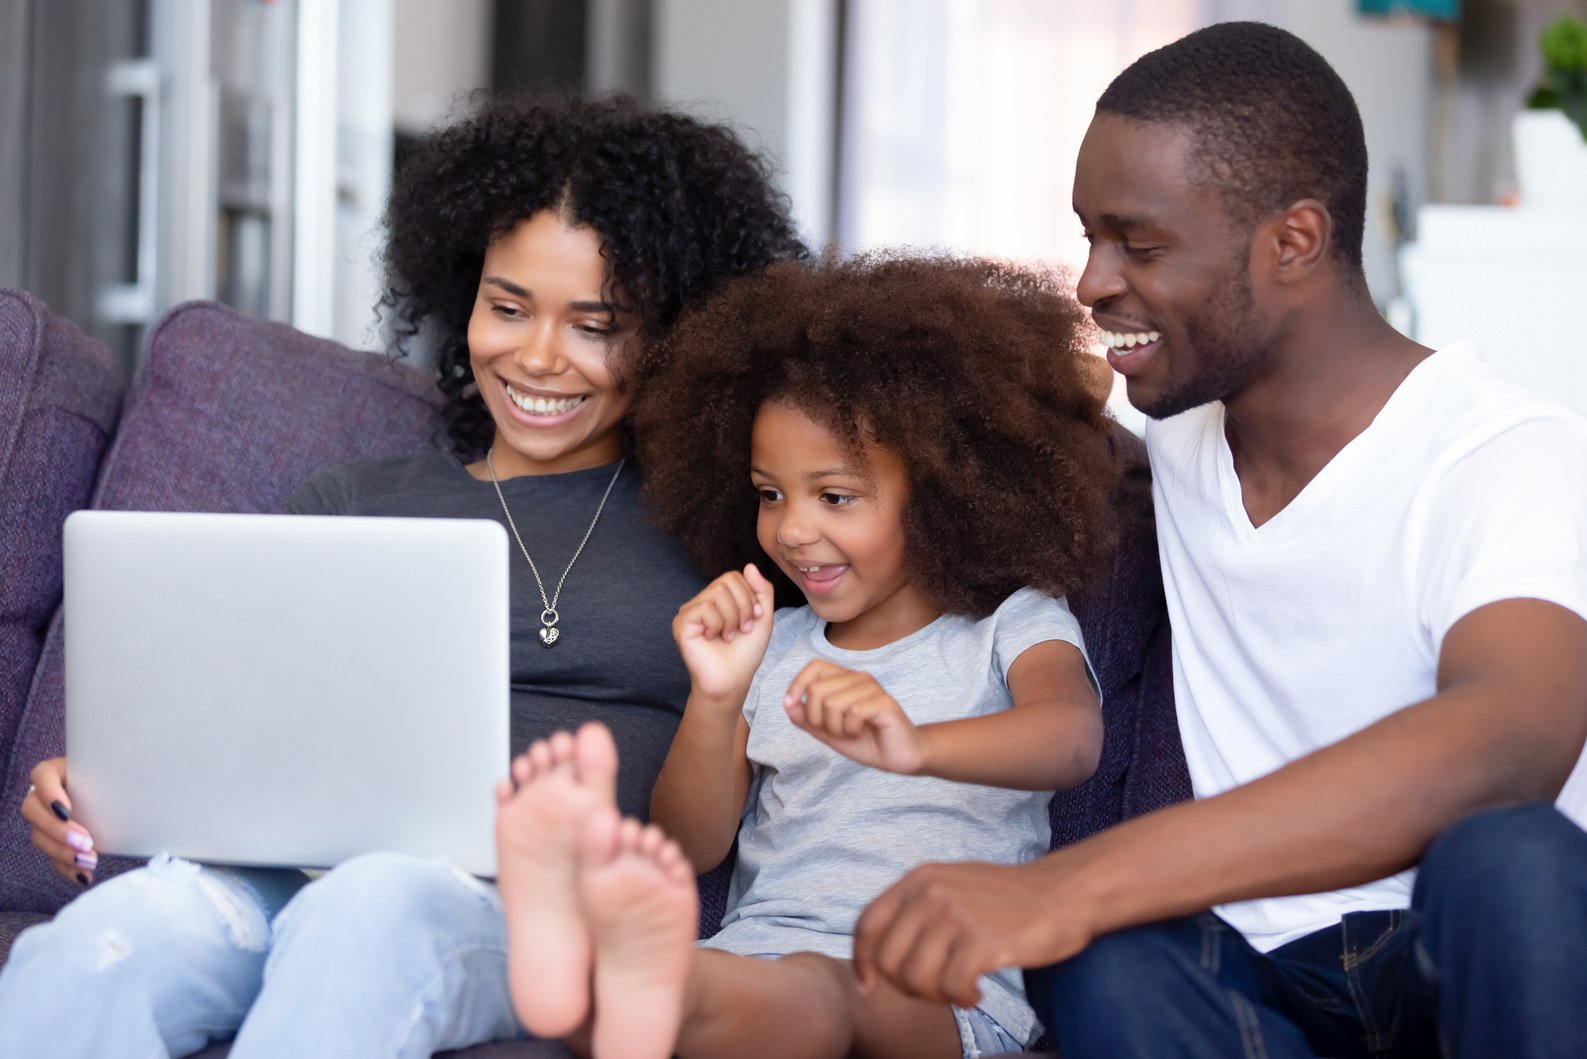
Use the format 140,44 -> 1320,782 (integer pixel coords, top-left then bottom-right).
1100,213 -> 1153,232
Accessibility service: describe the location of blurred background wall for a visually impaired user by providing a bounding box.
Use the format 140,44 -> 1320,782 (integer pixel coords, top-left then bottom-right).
1,0 -> 1583,382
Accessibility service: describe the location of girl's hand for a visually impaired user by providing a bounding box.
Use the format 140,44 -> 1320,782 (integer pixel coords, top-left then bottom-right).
784,661 -> 928,775
673,564 -> 776,701
21,757 -> 97,885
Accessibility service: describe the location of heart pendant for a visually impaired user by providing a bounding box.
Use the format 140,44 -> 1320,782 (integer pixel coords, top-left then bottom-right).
539,626 -> 560,647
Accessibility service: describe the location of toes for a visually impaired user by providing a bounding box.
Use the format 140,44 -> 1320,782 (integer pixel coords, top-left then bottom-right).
547,729 -> 577,766
580,805 -> 623,867
573,722 -> 620,787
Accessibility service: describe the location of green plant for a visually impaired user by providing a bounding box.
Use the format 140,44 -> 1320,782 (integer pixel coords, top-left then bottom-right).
1527,15 -> 1587,142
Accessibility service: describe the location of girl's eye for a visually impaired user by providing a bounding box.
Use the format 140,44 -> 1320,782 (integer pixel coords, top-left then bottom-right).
819,492 -> 855,507
757,487 -> 783,503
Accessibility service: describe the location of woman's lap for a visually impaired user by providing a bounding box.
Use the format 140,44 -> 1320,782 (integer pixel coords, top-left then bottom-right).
0,852 -> 524,1059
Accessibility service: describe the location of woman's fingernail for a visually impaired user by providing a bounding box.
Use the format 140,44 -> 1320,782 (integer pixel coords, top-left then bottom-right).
65,831 -> 94,853
76,872 -> 89,886
50,800 -> 71,822
74,852 -> 98,870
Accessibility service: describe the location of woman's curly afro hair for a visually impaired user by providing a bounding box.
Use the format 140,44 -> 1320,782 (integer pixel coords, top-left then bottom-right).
382,91 -> 809,456
634,253 -> 1119,618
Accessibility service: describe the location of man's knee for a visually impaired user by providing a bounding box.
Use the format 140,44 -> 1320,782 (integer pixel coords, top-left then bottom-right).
1416,804 -> 1587,916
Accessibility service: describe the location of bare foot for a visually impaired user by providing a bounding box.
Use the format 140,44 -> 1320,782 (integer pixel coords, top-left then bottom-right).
579,808 -> 699,1059
495,722 -> 619,1038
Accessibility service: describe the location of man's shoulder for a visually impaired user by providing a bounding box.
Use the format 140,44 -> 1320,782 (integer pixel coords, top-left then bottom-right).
1410,344 -> 1587,470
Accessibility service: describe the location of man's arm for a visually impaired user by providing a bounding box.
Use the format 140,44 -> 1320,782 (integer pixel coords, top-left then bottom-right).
852,598 -> 1587,1007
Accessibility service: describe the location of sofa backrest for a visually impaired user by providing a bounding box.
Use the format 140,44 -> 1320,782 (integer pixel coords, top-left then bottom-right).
0,290 -> 124,775
0,300 -> 446,914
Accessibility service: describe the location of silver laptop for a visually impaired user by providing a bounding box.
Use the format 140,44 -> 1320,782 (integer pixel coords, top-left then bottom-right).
63,510 -> 509,876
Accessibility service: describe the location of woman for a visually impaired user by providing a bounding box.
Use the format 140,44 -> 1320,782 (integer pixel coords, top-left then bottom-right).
0,92 -> 806,1059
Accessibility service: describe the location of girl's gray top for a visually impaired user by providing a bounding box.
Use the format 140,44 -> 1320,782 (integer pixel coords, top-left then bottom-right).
703,587 -> 1098,1047
288,449 -> 705,821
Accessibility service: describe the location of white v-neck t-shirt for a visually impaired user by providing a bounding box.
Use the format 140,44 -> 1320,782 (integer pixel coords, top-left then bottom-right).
1148,341 -> 1587,951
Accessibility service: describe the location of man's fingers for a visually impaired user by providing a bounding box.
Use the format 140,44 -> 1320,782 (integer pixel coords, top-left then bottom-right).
941,941 -> 989,1009
853,884 -> 902,989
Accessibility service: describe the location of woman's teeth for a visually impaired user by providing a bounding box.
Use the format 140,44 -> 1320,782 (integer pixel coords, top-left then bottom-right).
1100,329 -> 1162,350
507,386 -> 585,415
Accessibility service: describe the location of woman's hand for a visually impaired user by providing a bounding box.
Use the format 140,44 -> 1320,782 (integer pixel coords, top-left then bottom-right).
673,564 -> 776,703
22,757 -> 97,885
784,661 -> 929,775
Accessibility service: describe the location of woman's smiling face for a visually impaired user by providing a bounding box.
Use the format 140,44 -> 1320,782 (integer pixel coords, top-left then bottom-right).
467,211 -> 639,477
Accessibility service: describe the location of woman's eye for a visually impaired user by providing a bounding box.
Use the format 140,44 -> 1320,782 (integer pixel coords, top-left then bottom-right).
491,304 -> 523,319
577,323 -> 614,339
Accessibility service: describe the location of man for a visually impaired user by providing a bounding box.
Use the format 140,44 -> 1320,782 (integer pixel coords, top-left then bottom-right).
853,21 -> 1587,1057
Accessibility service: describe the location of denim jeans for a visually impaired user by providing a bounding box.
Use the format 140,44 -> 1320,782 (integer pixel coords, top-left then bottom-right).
0,851 -> 526,1058
1027,804 -> 1587,1058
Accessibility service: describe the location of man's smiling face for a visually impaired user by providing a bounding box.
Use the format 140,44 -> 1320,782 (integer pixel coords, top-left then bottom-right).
1073,114 -> 1277,419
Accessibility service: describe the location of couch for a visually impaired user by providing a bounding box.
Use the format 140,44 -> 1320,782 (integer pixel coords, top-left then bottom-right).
0,289 -> 1192,1057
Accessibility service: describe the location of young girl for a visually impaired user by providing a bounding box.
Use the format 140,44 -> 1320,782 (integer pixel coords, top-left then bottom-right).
0,93 -> 805,1058
493,253 -> 1119,1058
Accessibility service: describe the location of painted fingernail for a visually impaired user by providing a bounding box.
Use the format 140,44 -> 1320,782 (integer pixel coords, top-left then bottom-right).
50,800 -> 71,822
75,852 -> 98,870
65,831 -> 94,853
76,872 -> 89,886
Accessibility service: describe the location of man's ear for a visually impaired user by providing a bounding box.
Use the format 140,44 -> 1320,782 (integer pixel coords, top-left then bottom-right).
1264,198 -> 1331,284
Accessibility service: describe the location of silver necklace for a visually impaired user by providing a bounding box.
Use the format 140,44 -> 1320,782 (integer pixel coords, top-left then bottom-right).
486,450 -> 625,648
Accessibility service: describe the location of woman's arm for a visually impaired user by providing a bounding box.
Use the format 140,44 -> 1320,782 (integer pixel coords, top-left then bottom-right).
785,639 -> 1102,792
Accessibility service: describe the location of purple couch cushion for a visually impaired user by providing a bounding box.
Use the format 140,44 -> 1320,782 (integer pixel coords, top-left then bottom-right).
1,300 -> 445,915
0,290 -> 123,764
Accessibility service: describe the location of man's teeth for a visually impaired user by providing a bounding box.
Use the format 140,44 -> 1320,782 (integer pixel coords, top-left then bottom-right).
1100,329 -> 1163,350
507,387 -> 585,415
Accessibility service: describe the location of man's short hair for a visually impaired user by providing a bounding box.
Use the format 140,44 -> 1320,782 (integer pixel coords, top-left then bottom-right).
1097,21 -> 1368,273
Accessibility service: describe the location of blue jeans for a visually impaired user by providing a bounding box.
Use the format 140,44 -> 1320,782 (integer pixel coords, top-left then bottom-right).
0,851 -> 526,1058
1027,805 -> 1587,1058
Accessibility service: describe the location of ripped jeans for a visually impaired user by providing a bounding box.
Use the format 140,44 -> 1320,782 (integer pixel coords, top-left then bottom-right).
0,851 -> 527,1058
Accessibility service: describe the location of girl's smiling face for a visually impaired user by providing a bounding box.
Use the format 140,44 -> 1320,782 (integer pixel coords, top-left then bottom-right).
467,211 -> 639,477
750,401 -> 941,650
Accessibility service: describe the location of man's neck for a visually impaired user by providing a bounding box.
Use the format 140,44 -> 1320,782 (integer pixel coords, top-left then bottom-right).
1222,302 -> 1432,528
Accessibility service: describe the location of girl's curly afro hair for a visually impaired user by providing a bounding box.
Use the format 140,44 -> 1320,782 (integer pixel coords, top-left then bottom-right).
633,253 -> 1119,618
382,91 -> 809,456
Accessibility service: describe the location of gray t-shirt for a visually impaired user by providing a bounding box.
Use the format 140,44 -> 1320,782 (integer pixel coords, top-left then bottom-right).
703,587 -> 1095,1047
287,449 -> 705,820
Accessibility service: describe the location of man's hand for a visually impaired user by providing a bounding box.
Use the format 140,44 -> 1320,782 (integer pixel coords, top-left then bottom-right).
853,859 -> 1091,1007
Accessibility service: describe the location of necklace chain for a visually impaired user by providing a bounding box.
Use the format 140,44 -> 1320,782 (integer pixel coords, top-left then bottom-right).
485,450 -> 625,647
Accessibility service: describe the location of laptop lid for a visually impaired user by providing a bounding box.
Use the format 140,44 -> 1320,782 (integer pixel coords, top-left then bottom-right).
63,510 -> 509,876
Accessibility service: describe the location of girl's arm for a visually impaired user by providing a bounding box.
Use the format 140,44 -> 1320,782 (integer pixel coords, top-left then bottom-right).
650,701 -> 753,873
650,564 -> 777,872
785,639 -> 1101,791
